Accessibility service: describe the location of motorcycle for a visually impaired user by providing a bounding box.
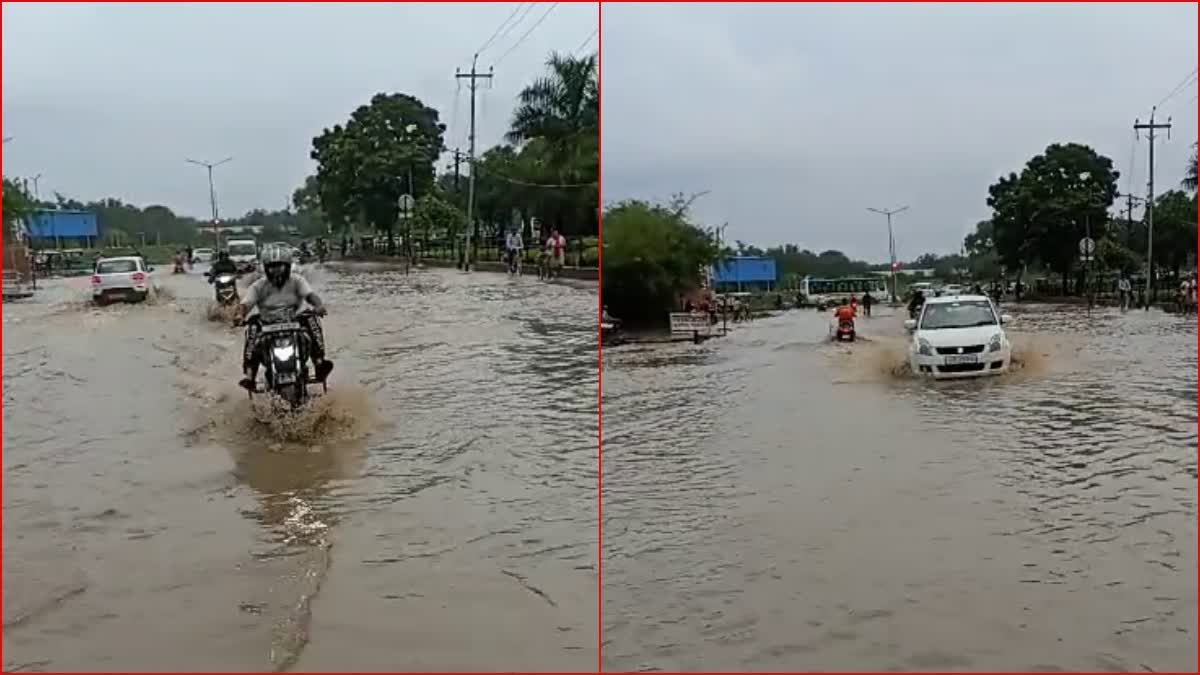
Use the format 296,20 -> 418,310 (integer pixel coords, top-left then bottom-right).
601,317 -> 625,347
835,318 -> 856,342
207,271 -> 240,305
506,250 -> 522,276
246,309 -> 325,410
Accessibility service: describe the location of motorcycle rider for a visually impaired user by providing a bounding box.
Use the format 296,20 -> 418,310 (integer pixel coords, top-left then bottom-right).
209,250 -> 238,277
236,246 -> 333,392
907,289 -> 926,318
834,304 -> 856,324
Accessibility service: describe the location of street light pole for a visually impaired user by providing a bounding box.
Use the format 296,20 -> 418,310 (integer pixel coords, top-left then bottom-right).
185,156 -> 233,245
867,205 -> 909,303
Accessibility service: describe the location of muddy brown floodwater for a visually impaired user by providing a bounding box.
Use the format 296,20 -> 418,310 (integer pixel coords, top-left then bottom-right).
3,263 -> 597,672
602,304 -> 1196,672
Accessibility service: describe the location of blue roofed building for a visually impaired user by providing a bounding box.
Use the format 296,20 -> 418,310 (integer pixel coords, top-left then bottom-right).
710,256 -> 778,292
23,210 -> 99,247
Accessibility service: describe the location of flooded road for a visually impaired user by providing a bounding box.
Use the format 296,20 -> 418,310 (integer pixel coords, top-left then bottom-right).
602,304 -> 1196,672
3,263 -> 597,671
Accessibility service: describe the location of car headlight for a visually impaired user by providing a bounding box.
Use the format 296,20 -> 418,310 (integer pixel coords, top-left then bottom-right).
272,344 -> 296,361
917,337 -> 933,356
988,333 -> 1003,352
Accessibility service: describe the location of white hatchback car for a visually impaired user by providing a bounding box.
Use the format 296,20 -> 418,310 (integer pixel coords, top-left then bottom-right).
92,256 -> 154,305
905,294 -> 1012,379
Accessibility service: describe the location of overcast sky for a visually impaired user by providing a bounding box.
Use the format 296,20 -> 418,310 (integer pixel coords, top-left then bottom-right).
2,2 -> 596,219
602,2 -> 1198,261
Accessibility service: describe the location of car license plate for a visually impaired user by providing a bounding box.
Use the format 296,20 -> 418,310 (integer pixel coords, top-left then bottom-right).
275,373 -> 296,384
944,354 -> 979,365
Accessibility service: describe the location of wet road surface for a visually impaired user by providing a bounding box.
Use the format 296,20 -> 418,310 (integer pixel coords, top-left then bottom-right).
3,263 -> 597,671
601,304 -> 1196,672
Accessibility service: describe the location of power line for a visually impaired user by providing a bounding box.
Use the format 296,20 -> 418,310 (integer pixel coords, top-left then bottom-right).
575,27 -> 598,54
477,3 -> 528,56
494,2 -> 559,67
489,3 -> 538,59
1153,67 -> 1197,111
1125,131 -> 1138,196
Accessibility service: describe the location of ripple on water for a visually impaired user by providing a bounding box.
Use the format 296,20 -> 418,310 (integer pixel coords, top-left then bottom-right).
4,265 -> 598,671
602,304 -> 1197,672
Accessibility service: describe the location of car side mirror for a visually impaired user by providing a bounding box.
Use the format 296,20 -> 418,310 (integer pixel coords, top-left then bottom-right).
1000,314 -> 1012,324
903,319 -> 917,331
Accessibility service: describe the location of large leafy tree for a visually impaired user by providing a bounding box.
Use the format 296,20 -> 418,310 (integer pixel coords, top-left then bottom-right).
987,143 -> 1119,294
602,198 -> 720,325
310,93 -> 446,253
1151,189 -> 1198,278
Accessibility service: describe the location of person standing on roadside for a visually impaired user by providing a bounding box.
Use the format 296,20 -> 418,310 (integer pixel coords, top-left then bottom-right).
546,228 -> 566,277
862,291 -> 873,317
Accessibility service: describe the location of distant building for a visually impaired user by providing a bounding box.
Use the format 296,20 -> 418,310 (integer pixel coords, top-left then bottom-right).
871,267 -> 936,279
198,222 -> 264,238
23,210 -> 99,247
710,256 -> 778,292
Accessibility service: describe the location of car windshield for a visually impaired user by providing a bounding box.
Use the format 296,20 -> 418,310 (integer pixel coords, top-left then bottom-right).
97,260 -> 138,274
229,244 -> 256,256
920,300 -> 997,330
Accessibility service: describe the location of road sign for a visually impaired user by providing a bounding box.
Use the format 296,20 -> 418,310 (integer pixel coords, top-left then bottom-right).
1078,237 -> 1095,256
397,194 -> 415,218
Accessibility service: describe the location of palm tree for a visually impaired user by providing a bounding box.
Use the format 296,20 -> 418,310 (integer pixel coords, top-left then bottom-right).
1183,142 -> 1197,192
506,52 -> 598,149
505,52 -> 598,237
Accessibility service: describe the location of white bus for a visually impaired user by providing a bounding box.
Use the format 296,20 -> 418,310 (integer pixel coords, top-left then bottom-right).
799,276 -> 887,307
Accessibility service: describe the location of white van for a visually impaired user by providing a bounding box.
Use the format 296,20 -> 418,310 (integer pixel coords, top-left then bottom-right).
226,239 -> 258,273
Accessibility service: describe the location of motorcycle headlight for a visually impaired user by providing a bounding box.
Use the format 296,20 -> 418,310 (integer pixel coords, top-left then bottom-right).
272,344 -> 296,361
988,333 -> 1003,352
217,275 -> 234,284
917,337 -> 933,356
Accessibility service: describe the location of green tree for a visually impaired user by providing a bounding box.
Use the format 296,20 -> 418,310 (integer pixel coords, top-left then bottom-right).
291,175 -> 329,237
504,51 -> 598,238
1151,189 -> 1198,279
413,193 -> 466,247
602,198 -> 720,325
962,219 -> 1001,279
2,177 -> 34,240
987,143 -> 1119,294
1095,237 -> 1140,275
310,93 -> 446,252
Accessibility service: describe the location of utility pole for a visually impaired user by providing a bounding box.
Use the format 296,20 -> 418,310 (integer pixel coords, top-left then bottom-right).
1115,191 -> 1146,250
1134,108 -> 1171,308
29,173 -> 41,201
456,55 -> 493,271
450,148 -> 467,192
186,156 -> 233,246
867,205 -> 909,303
